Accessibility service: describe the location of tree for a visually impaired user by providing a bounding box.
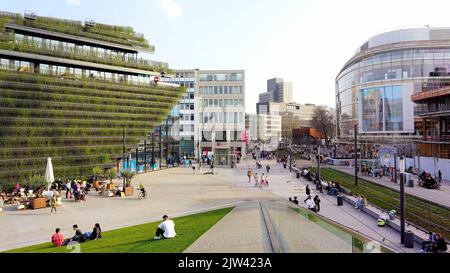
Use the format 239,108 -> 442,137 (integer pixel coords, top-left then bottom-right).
121,170 -> 135,187
105,168 -> 118,184
92,166 -> 105,181
311,106 -> 335,147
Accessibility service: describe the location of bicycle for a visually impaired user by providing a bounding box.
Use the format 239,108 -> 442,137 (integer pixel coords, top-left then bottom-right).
138,188 -> 147,200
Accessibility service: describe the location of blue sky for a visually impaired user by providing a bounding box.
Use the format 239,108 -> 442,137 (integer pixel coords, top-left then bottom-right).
4,0 -> 450,113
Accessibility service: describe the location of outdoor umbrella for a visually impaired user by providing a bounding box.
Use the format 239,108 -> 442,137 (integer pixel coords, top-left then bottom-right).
45,157 -> 55,191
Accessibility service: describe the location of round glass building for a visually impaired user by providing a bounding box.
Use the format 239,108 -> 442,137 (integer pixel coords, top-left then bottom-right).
336,27 -> 450,156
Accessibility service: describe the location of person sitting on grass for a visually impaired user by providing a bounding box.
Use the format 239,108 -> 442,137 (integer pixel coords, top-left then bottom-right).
51,228 -> 64,247
62,224 -> 85,246
154,215 -> 176,240
84,223 -> 102,241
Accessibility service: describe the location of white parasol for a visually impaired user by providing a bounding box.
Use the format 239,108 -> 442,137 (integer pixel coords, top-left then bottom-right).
45,157 -> 55,191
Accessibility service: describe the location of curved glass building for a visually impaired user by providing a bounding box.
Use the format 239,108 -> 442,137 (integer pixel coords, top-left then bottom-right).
336,27 -> 450,156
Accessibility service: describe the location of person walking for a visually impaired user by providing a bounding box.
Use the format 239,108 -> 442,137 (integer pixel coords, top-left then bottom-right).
266,164 -> 271,173
50,194 -> 58,214
306,184 -> 311,196
304,195 -> 316,213
254,173 -> 259,187
247,168 -> 253,183
65,179 -> 72,199
313,195 -> 321,212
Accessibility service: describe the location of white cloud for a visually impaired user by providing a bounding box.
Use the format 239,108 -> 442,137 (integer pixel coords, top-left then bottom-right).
66,0 -> 81,6
158,0 -> 182,18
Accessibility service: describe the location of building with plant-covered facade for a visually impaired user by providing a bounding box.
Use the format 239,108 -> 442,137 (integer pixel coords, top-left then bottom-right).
0,11 -> 184,184
336,27 -> 450,158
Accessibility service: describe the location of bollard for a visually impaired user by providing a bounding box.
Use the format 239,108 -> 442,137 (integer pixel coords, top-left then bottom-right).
296,172 -> 301,179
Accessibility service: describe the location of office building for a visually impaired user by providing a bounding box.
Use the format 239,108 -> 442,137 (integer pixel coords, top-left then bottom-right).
0,11 -> 183,180
258,77 -> 293,103
257,102 -> 316,140
196,70 -> 246,166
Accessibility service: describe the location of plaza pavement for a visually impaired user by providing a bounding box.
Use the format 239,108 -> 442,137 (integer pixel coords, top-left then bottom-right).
0,160 -> 423,253
0,167 -> 269,252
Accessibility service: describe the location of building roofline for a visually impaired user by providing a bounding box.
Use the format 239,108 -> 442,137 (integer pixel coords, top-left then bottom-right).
5,23 -> 153,54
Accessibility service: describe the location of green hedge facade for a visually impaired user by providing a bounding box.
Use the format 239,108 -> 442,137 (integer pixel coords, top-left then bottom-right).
0,70 -> 184,181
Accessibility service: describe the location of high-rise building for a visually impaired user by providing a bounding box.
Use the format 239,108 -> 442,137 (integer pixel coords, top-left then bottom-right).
196,70 -> 246,166
0,11 -> 183,180
258,77 -> 293,103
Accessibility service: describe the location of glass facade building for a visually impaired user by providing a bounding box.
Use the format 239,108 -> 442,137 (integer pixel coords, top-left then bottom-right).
336,27 -> 450,152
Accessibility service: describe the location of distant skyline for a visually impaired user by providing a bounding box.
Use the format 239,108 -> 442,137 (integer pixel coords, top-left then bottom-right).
4,0 -> 450,113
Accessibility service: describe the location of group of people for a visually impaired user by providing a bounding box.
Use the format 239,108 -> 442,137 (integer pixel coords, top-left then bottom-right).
51,223 -> 102,247
354,195 -> 368,210
421,232 -> 448,253
325,182 -> 341,196
65,179 -> 88,202
247,168 -> 269,188
289,194 -> 321,213
419,171 -> 441,189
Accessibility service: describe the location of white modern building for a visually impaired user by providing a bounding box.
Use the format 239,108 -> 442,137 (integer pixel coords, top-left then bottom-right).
195,70 -> 246,166
161,69 -> 196,157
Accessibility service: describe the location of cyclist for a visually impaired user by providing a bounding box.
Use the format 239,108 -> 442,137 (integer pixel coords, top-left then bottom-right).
138,182 -> 146,199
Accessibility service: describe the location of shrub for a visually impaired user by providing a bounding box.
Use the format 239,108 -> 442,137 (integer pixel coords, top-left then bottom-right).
121,170 -> 135,187
105,168 -> 119,183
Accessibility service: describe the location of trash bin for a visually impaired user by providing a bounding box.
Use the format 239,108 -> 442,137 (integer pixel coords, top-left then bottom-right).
296,172 -> 301,179
404,230 -> 415,248
337,195 -> 344,206
316,182 -> 321,191
283,163 -> 287,169
408,179 -> 414,188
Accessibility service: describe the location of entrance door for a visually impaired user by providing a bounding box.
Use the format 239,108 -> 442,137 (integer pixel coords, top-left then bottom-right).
215,149 -> 229,166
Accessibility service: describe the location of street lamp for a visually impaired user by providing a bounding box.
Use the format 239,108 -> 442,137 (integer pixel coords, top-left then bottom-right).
316,142 -> 321,183
399,156 -> 406,244
354,123 -> 358,186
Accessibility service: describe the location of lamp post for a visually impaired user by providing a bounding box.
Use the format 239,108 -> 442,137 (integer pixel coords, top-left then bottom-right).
316,142 -> 321,183
399,156 -> 406,244
354,124 -> 358,186
122,128 -> 126,186
144,139 -> 147,172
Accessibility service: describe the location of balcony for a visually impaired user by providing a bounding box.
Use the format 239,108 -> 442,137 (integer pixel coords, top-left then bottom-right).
0,35 -> 168,73
0,12 -> 153,51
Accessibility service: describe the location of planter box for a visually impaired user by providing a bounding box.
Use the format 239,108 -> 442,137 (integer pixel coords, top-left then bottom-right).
124,187 -> 133,196
30,198 -> 46,210
107,183 -> 116,190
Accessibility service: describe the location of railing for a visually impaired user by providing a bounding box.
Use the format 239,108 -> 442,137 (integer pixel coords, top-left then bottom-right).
258,197 -> 394,253
419,135 -> 450,142
0,35 -> 167,72
0,65 -> 178,90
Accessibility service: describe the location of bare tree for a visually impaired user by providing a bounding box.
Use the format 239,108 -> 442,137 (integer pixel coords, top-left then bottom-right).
311,106 -> 335,147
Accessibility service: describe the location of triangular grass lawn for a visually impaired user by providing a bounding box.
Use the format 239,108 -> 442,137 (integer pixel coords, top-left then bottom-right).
4,207 -> 234,253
